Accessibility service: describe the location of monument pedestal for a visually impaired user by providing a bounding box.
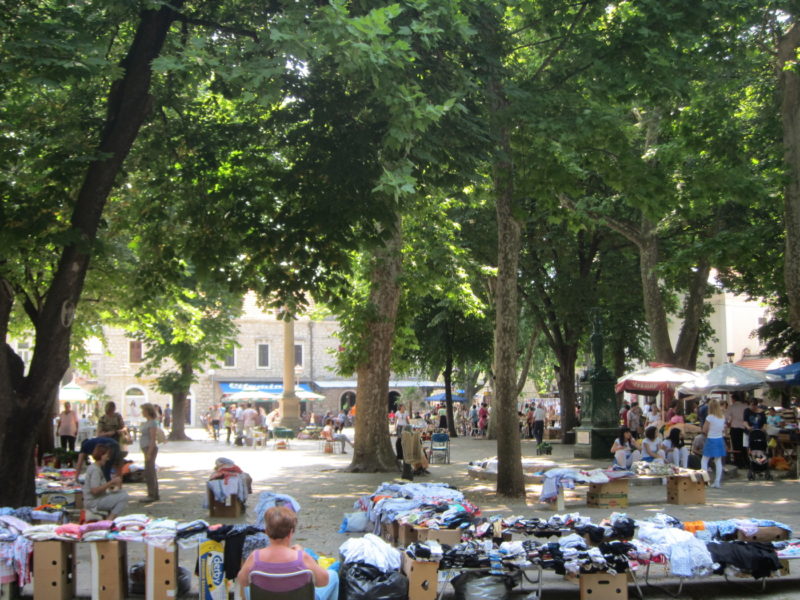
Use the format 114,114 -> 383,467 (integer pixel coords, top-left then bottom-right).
574,426 -> 618,459
276,393 -> 304,431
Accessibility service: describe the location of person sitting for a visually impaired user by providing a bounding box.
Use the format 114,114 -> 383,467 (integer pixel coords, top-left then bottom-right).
321,419 -> 353,454
610,426 -> 641,468
662,427 -> 689,468
75,436 -> 123,481
82,444 -> 129,520
640,426 -> 665,463
237,506 -> 338,600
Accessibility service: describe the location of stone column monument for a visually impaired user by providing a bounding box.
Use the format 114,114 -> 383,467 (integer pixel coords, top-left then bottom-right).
574,311 -> 619,458
276,315 -> 304,431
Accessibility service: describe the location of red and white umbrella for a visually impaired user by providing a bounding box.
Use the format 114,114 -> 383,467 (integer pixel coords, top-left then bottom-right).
615,366 -> 702,394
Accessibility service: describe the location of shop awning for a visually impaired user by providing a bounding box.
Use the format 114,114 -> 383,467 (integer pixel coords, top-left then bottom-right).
219,381 -> 313,395
425,392 -> 468,403
313,379 -> 439,389
735,356 -> 790,371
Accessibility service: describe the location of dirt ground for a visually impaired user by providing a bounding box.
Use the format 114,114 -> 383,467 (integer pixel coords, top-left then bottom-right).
23,427 -> 800,598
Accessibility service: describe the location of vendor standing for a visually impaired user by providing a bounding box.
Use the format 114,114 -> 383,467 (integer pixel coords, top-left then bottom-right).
139,403 -> 160,503
533,402 -> 547,445
56,402 -> 79,451
437,404 -> 447,429
626,402 -> 642,439
395,405 -> 410,434
97,401 -> 127,444
725,393 -> 748,469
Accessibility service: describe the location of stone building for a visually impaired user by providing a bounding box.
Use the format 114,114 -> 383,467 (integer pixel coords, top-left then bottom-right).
82,292 -> 437,426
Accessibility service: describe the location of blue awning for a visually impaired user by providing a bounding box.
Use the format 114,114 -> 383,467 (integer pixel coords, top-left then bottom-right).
219,381 -> 312,395
425,392 -> 468,403
767,363 -> 800,386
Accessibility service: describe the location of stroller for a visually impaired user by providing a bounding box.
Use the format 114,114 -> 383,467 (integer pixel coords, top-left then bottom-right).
747,429 -> 772,480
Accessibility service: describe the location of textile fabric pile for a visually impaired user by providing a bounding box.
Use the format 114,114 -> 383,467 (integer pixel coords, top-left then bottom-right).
0,490 -> 301,590
402,510 -> 794,581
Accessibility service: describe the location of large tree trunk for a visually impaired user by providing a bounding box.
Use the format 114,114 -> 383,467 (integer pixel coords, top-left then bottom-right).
347,218 -> 403,472
168,362 -> 192,441
779,21 -> 800,332
638,230 -> 676,365
492,95 -> 525,497
673,258 -> 710,368
443,355 -> 458,437
0,6 -> 178,507
555,348 -> 578,435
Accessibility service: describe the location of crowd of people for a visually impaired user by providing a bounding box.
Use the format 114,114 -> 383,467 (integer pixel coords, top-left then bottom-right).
613,393 -> 800,488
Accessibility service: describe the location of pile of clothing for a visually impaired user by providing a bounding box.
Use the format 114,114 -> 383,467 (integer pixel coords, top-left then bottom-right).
355,481 -> 470,535
434,510 -> 791,582
0,506 -> 63,523
631,461 -> 675,477
694,518 -> 793,541
205,458 -> 253,506
499,515 -> 566,538
539,468 -> 633,503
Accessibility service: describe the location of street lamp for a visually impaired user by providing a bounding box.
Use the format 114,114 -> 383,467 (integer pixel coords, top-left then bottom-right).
727,352 -> 735,363
707,353 -> 715,369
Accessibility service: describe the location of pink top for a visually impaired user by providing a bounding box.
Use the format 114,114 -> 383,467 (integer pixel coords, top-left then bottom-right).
250,549 -> 312,593
57,410 -> 78,437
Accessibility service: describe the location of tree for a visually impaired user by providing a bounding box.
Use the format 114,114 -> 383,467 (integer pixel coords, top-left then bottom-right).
408,297 -> 492,436
519,214 -> 609,437
108,275 -> 242,441
0,2 -> 183,506
1,0 -> 466,503
777,15 -> 800,331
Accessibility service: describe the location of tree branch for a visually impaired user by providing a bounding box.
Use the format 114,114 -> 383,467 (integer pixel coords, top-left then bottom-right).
516,326 -> 540,397
532,2 -> 590,81
559,192 -> 644,247
175,15 -> 259,41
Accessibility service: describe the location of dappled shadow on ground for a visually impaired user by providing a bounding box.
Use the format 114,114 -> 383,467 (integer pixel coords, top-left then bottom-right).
81,430 -> 800,597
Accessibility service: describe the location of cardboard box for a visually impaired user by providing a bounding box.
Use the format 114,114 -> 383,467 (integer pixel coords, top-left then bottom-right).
207,489 -> 243,518
736,526 -> 790,542
0,581 -> 19,600
413,527 -> 461,546
402,554 -> 439,600
36,490 -> 83,509
199,538 -> 227,600
145,543 -> 177,600
398,523 -> 418,547
381,521 -> 399,544
89,540 -> 127,600
33,540 -> 75,600
587,479 -> 629,508
579,572 -> 628,600
666,476 -> 705,505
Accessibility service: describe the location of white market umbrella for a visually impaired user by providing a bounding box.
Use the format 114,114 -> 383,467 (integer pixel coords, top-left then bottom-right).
294,389 -> 325,401
58,381 -> 90,402
615,366 -> 701,394
677,362 -> 781,394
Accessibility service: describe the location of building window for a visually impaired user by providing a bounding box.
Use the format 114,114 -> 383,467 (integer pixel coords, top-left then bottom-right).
294,344 -> 303,368
223,349 -> 236,368
257,343 -> 270,368
129,340 -> 143,364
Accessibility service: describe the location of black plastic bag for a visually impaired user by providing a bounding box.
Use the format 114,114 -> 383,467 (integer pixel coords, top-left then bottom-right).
128,561 -> 192,596
339,561 -> 408,600
450,570 -> 518,600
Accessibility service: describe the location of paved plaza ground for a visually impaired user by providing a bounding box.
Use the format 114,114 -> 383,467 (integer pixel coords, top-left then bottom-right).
24,427 -> 800,598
